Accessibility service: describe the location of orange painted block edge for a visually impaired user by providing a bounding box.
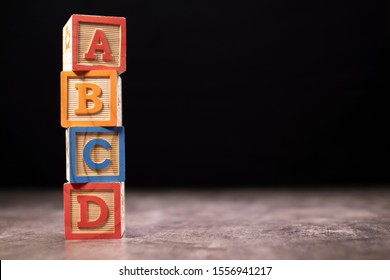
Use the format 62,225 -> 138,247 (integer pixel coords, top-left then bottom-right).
60,70 -> 119,128
63,182 -> 124,240
71,14 -> 126,74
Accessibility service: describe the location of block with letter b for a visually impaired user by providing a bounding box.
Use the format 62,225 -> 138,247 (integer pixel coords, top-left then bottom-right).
63,14 -> 126,73
66,126 -> 125,183
61,70 -> 122,128
63,182 -> 125,239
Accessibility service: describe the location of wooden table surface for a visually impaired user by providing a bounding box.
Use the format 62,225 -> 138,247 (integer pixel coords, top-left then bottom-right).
1,186 -> 389,260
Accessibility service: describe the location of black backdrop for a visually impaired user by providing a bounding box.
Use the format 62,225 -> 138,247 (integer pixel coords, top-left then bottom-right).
4,1 -> 389,188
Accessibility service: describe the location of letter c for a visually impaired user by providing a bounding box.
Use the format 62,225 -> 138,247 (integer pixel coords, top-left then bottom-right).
83,138 -> 111,170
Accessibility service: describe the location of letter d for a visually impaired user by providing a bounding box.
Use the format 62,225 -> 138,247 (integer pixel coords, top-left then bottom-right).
77,195 -> 109,228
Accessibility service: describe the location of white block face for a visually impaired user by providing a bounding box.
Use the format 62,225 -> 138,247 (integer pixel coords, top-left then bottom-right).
66,129 -> 70,181
116,77 -> 122,126
120,182 -> 125,236
63,17 -> 73,71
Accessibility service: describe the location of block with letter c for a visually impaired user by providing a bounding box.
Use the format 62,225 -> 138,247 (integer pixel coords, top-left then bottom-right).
66,126 -> 125,183
63,182 -> 125,239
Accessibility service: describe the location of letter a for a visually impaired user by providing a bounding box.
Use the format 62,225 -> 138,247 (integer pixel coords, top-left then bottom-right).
84,29 -> 113,61
74,82 -> 103,115
77,195 -> 109,228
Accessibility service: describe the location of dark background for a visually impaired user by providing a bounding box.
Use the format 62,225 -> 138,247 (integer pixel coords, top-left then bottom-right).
4,1 -> 390,189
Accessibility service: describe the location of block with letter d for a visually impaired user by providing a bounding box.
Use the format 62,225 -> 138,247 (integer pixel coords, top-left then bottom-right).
66,126 -> 125,183
63,14 -> 126,74
61,70 -> 122,128
63,182 -> 125,239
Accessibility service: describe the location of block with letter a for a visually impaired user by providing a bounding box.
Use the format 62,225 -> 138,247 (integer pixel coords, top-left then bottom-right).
62,14 -> 126,74
61,70 -> 122,128
63,182 -> 125,239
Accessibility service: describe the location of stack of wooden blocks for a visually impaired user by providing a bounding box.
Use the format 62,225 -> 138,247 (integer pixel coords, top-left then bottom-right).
61,14 -> 127,239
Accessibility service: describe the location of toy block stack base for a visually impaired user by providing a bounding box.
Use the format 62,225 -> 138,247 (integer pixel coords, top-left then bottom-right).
61,14 -> 127,240
63,182 -> 125,239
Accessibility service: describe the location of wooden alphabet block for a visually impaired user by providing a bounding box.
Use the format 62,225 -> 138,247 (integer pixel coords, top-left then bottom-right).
66,126 -> 125,183
63,182 -> 125,239
61,70 -> 122,128
63,14 -> 126,73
